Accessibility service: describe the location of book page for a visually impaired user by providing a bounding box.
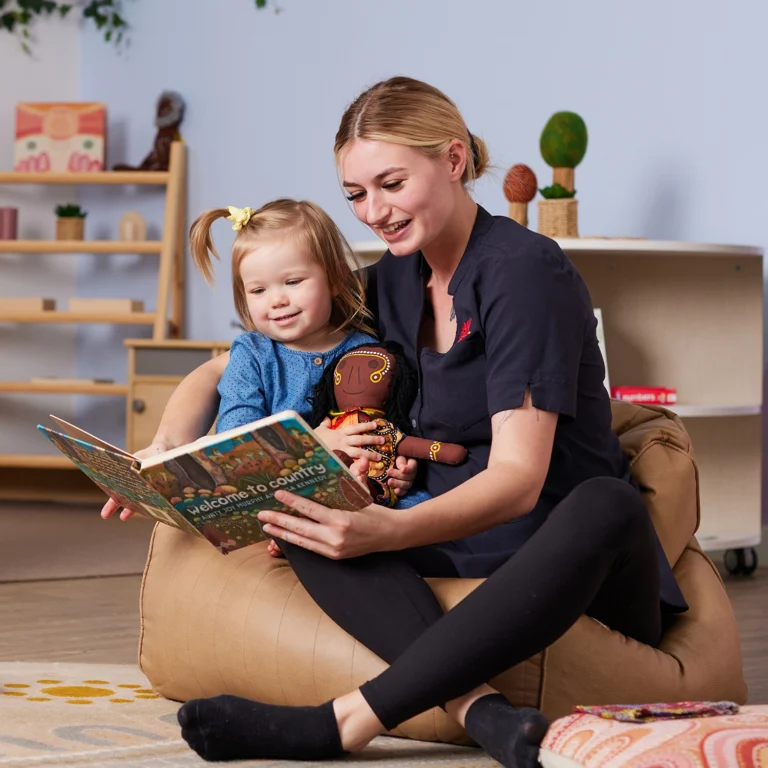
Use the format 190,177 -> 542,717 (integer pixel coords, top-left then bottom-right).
48,415 -> 134,457
138,411 -> 372,553
38,426 -> 201,537
140,410 -> 293,467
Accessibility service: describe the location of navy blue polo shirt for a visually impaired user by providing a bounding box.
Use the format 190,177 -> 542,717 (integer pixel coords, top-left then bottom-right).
366,205 -> 687,613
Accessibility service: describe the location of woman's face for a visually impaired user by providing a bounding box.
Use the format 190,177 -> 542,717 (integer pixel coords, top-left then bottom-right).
340,139 -> 458,256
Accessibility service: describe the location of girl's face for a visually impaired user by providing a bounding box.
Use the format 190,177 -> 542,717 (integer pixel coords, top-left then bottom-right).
340,139 -> 459,256
239,231 -> 335,351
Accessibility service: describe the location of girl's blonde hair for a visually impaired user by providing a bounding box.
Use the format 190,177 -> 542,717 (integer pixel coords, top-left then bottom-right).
334,76 -> 490,183
189,198 -> 374,335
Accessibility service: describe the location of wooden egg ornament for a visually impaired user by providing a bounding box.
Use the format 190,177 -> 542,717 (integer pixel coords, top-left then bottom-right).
503,164 -> 538,227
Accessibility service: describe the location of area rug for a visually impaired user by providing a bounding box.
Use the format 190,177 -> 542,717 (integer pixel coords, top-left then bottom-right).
0,662 -> 500,766
0,503 -> 154,582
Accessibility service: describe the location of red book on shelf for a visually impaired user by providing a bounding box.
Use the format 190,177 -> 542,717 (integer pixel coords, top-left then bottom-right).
611,386 -> 677,405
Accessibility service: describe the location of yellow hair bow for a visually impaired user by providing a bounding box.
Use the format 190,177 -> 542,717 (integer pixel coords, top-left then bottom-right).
226,205 -> 254,232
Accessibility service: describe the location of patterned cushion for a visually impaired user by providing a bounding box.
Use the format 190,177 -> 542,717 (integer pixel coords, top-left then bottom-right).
539,705 -> 768,768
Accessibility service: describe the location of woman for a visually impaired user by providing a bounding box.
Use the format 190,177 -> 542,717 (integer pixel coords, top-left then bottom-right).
105,77 -> 686,767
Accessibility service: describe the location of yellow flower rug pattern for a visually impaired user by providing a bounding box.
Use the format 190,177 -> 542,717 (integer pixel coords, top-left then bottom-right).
0,662 -> 500,766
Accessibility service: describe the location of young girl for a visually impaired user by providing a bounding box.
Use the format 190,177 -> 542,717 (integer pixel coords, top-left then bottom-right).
189,198 -> 430,510
189,199 -> 377,431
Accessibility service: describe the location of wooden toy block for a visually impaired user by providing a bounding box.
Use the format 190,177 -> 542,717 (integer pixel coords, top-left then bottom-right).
68,298 -> 145,313
0,297 -> 55,311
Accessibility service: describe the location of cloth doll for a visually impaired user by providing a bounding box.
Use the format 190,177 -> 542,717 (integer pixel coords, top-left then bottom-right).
308,343 -> 467,506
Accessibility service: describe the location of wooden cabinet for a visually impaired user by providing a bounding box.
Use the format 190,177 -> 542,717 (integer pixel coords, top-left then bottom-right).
125,339 -> 229,454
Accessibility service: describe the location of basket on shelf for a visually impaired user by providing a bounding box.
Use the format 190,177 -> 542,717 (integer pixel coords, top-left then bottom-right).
538,198 -> 578,238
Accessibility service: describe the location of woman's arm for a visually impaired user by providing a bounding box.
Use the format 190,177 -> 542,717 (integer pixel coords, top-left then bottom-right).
391,389 -> 557,548
257,389 -> 557,558
152,352 -> 228,448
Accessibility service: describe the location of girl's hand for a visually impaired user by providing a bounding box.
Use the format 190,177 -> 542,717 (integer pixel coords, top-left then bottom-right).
387,455 -> 418,497
267,539 -> 285,558
100,441 -> 170,521
314,418 -> 385,462
258,489 -> 398,560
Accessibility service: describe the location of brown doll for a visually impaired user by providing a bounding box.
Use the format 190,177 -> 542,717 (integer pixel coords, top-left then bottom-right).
308,344 -> 467,506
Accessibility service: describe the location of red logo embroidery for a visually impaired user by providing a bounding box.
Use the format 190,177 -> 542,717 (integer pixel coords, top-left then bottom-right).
458,318 -> 472,341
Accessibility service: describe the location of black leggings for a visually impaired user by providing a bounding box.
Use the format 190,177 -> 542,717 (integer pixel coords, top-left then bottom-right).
280,476 -> 661,731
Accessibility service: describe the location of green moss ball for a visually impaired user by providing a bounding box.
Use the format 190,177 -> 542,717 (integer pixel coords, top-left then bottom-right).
540,112 -> 588,169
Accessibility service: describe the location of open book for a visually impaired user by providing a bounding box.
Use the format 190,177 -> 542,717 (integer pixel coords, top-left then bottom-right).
38,411 -> 373,554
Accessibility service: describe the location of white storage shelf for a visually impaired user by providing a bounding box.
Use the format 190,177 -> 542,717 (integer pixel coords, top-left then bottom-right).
352,237 -> 764,558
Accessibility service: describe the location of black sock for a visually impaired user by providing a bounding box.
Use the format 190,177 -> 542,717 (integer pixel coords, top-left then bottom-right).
463,693 -> 549,768
177,695 -> 345,762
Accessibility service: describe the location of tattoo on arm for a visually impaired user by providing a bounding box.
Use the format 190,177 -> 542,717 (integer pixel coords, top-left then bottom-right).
496,410 -> 514,433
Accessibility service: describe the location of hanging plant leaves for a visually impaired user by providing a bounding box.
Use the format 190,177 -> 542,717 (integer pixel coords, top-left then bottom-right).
3,0 -> 127,51
5,0 -> 276,51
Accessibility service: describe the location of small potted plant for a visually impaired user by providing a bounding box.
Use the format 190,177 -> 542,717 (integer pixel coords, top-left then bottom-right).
538,111 -> 587,238
55,204 -> 87,241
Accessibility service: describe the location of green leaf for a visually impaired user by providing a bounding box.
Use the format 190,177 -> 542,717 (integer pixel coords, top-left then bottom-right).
58,4 -> 72,16
104,28 -> 111,41
1,12 -> 16,30
111,11 -> 125,26
21,40 -> 31,54
539,183 -> 577,200
256,0 -> 267,7
42,1 -> 57,13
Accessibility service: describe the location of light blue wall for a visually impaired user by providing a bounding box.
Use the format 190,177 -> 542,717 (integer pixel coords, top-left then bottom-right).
77,0 -> 768,443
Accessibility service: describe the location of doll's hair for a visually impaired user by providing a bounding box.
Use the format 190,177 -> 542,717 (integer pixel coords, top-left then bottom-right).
307,342 -> 416,433
189,198 -> 374,335
334,76 -> 489,184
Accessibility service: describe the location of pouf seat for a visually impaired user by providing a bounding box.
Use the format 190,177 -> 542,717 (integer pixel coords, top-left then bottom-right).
138,401 -> 747,744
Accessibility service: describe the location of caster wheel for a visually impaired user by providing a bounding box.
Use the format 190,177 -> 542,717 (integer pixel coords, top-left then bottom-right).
724,548 -> 758,576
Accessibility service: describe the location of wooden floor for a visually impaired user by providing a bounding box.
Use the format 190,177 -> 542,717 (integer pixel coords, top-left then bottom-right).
0,568 -> 766,703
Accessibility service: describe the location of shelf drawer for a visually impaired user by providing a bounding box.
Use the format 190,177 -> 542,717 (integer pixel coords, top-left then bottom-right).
134,347 -> 213,377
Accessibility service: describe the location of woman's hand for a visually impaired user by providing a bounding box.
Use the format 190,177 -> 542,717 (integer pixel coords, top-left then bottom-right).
258,489 -> 399,560
266,455 -> 372,558
314,418 -> 385,461
100,442 -> 170,521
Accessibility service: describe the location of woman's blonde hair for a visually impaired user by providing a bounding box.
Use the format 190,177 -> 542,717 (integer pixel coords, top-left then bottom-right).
189,198 -> 374,335
334,76 -> 490,183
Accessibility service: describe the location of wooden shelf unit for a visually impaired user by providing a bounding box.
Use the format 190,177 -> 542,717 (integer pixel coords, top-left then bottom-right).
0,170 -> 170,185
0,240 -> 163,254
0,144 -> 187,499
0,381 -> 128,396
351,238 -> 764,554
0,310 -> 157,324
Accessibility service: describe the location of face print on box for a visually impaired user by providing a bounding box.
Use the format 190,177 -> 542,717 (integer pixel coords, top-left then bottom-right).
14,103 -> 106,173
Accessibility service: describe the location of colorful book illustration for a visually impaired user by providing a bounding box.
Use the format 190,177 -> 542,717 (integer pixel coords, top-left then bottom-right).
38,411 -> 373,554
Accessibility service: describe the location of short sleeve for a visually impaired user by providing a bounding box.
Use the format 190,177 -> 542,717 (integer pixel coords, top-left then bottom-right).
216,335 -> 268,433
479,243 -> 587,420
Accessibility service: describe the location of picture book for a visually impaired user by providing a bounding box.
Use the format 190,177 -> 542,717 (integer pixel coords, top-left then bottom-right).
38,411 -> 373,554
